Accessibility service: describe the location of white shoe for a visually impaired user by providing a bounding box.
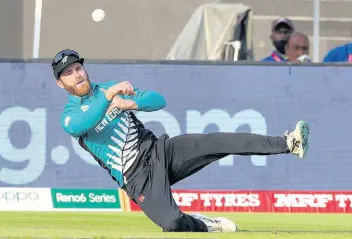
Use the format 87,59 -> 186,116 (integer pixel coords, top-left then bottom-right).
189,213 -> 237,232
285,120 -> 310,159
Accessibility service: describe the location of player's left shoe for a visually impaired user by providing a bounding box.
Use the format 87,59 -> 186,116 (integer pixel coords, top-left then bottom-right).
189,213 -> 238,232
285,120 -> 310,159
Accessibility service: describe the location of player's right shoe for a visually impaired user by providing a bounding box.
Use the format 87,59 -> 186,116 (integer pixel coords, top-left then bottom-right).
189,213 -> 238,232
285,120 -> 310,159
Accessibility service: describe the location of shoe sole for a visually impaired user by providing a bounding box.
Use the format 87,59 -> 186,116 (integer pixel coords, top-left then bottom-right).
296,120 -> 310,158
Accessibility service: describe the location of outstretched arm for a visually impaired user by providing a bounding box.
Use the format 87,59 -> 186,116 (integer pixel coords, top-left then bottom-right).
121,88 -> 167,112
104,80 -> 167,112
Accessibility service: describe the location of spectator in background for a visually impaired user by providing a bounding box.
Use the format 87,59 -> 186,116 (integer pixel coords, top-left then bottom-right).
323,43 -> 352,62
285,32 -> 311,63
261,17 -> 294,62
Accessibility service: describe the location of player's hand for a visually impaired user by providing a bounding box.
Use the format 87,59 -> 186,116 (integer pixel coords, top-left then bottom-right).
109,81 -> 135,96
103,81 -> 135,101
107,96 -> 138,112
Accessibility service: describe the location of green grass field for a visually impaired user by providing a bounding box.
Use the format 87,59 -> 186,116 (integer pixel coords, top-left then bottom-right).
1,212 -> 352,239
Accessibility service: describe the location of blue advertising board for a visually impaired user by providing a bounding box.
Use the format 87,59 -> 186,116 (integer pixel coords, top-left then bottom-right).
0,61 -> 351,190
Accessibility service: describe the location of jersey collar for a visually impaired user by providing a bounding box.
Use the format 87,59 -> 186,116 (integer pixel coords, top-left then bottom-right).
272,51 -> 288,61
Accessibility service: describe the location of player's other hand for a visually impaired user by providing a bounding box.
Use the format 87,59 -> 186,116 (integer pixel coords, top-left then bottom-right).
110,81 -> 135,96
104,81 -> 135,101
107,96 -> 138,112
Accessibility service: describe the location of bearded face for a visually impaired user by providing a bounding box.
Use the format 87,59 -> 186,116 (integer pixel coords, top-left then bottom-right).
56,62 -> 91,97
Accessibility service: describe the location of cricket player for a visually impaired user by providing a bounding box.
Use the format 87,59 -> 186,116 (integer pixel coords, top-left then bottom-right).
52,49 -> 310,233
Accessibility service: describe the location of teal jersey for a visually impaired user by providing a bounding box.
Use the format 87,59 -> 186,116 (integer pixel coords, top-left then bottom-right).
60,81 -> 166,187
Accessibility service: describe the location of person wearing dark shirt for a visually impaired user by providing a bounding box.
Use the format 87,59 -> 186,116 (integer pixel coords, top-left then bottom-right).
261,17 -> 294,62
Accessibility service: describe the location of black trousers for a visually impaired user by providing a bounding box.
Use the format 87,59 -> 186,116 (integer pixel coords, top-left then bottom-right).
123,133 -> 290,232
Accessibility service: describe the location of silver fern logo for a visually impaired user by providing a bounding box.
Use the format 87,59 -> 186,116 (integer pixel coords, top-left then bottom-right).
62,56 -> 68,65
80,105 -> 89,112
106,112 -> 139,173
